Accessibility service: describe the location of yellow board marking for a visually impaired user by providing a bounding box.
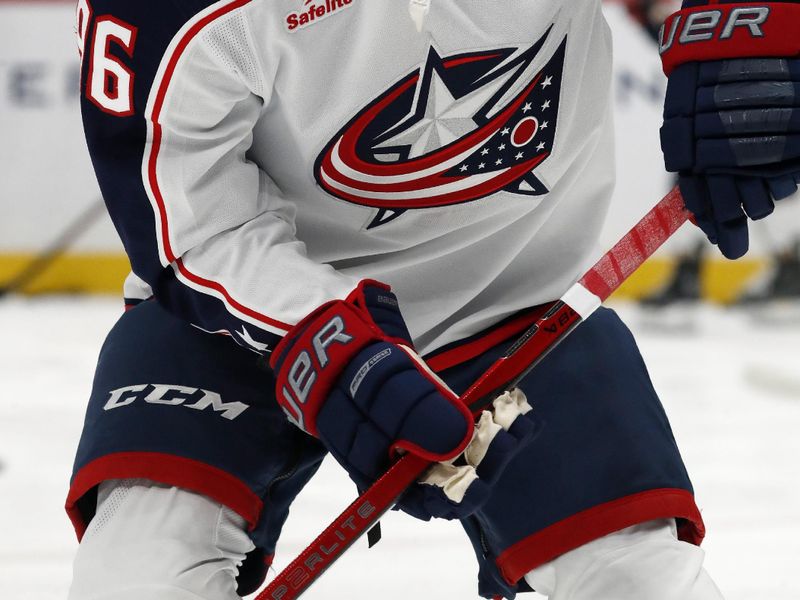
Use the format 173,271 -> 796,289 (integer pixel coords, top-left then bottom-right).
0,253 -> 769,303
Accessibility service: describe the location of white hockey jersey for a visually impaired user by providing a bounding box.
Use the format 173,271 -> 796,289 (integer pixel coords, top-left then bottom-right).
79,0 -> 615,355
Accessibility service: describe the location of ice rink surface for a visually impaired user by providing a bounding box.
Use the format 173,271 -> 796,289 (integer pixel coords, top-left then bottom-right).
1,296 -> 799,600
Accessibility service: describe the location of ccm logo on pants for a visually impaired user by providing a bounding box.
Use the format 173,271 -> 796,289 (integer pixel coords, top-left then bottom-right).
103,384 -> 248,420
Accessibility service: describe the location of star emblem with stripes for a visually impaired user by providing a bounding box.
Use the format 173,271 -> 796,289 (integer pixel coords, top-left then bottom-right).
315,29 -> 567,228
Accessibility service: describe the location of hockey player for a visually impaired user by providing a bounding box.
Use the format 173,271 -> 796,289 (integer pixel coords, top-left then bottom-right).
67,1 -> 798,598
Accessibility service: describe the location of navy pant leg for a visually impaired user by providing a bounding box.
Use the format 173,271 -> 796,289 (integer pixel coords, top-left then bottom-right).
436,308 -> 704,599
66,300 -> 326,595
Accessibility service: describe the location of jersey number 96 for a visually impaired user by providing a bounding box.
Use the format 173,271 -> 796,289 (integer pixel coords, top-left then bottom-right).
77,0 -> 138,117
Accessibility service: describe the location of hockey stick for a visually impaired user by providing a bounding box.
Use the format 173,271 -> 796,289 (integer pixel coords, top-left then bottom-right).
0,197 -> 106,297
258,186 -> 690,600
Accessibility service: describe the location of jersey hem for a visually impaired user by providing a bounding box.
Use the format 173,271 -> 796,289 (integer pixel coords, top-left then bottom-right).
65,451 -> 264,540
495,487 -> 705,585
424,304 -> 549,373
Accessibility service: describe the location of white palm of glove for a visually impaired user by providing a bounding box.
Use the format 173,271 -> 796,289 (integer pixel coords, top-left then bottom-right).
420,389 -> 534,505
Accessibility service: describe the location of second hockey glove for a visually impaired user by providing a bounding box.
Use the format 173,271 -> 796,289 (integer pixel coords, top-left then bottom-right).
271,282 -> 538,520
660,1 -> 800,259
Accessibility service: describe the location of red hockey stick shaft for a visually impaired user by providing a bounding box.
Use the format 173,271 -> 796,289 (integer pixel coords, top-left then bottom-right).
258,187 -> 690,600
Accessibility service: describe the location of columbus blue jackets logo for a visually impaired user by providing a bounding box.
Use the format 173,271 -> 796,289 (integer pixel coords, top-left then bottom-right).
315,31 -> 566,228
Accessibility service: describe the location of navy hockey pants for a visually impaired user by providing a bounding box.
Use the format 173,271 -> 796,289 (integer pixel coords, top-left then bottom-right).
67,299 -> 703,598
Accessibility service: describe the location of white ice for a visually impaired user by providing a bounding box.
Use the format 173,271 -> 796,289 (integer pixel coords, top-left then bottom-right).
1,296 -> 799,600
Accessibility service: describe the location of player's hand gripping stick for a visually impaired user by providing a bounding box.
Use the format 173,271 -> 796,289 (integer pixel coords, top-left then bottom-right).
258,187 -> 691,600
271,280 -> 539,522
660,1 -> 800,259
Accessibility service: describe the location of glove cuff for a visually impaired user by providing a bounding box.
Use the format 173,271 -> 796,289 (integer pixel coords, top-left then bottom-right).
346,279 -> 413,345
660,3 -> 800,76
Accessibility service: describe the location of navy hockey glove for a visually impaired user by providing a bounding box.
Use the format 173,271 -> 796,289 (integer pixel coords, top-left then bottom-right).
271,282 -> 538,520
660,2 -> 800,259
